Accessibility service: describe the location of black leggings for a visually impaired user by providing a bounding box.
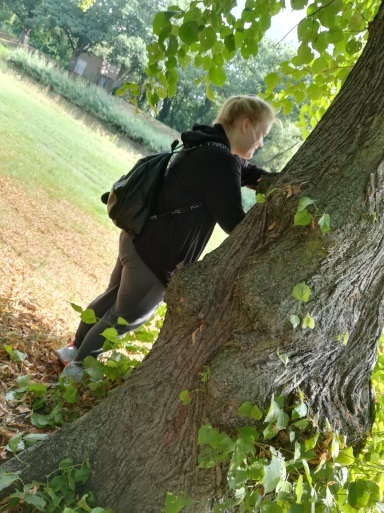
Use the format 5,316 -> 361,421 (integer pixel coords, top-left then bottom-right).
74,231 -> 166,362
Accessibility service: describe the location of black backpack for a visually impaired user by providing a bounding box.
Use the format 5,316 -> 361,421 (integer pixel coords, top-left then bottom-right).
102,140 -> 199,235
102,139 -> 228,235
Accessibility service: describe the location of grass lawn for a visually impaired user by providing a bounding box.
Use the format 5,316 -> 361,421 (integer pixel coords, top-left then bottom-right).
0,68 -> 143,225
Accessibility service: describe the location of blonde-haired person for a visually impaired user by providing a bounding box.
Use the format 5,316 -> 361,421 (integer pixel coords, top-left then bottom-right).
58,95 -> 277,379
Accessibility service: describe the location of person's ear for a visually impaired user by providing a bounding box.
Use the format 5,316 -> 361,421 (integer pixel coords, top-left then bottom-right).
241,117 -> 250,133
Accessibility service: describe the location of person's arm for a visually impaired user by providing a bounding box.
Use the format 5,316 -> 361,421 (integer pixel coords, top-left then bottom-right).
239,157 -> 277,190
199,148 -> 246,234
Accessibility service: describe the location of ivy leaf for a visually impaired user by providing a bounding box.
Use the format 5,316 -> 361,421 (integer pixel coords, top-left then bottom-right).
70,303 -> 83,313
335,446 -> 355,466
80,309 -> 97,324
63,384 -> 78,404
290,315 -> 300,329
0,471 -> 20,492
256,193 -> 266,204
7,434 -> 24,454
294,209 -> 312,226
179,389 -> 192,405
292,282 -> 312,303
297,196 -> 316,212
318,213 -> 331,234
295,474 -> 303,503
163,492 -> 193,513
302,313 -> 315,329
262,448 -> 286,493
238,401 -> 262,420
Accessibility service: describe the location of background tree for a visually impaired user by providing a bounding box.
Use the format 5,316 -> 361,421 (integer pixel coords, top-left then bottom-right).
0,0 -> 45,45
1,2 -> 383,512
35,0 -> 136,62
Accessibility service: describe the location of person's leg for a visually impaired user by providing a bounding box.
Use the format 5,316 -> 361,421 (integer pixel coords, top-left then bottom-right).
74,232 -> 165,363
57,235 -> 123,365
73,237 -> 124,348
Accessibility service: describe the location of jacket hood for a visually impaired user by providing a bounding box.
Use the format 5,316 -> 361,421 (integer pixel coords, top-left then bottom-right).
181,123 -> 230,149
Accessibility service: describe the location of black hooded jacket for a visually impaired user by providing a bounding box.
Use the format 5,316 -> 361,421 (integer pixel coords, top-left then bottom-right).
133,123 -> 270,285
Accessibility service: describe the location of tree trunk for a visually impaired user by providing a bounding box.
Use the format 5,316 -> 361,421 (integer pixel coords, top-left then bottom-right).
157,96 -> 173,123
19,27 -> 31,46
2,4 -> 384,512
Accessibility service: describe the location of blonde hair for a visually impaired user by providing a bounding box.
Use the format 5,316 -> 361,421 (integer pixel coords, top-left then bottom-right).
214,95 -> 275,127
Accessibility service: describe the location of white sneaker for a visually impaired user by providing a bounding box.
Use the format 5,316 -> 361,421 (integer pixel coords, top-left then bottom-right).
60,361 -> 83,381
55,342 -> 78,365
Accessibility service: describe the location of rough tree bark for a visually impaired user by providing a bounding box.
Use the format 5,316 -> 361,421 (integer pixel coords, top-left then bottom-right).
2,4 -> 384,512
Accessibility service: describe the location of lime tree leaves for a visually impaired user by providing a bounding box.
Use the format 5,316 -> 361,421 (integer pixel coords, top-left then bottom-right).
294,196 -> 331,234
192,393 -> 382,512
263,1 -> 381,136
144,0 -> 288,105
290,281 -> 315,330
143,0 -> 381,126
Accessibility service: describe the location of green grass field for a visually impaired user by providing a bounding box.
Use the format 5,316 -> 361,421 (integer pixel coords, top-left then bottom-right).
0,67 -> 226,250
0,69 -> 142,225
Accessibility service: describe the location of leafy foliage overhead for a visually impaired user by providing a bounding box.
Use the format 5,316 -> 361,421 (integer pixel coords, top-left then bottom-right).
144,0 -> 381,133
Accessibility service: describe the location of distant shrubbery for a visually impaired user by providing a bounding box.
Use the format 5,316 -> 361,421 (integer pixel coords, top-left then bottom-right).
6,47 -> 173,153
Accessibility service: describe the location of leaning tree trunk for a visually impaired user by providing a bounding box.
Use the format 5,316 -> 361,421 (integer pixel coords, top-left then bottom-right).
2,4 -> 384,512
19,26 -> 31,46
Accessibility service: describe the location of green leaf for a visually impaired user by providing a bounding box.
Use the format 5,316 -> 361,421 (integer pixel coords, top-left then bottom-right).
290,315 -> 300,329
256,193 -> 266,204
153,12 -> 173,36
24,433 -> 49,447
262,448 -> 286,493
12,490 -> 47,509
318,213 -> 331,234
208,66 -> 226,87
297,196 -> 316,212
70,303 -> 83,313
295,474 -> 303,503
28,383 -> 48,396
292,282 -> 312,303
117,317 -> 130,326
163,492 -> 193,513
0,470 -> 20,492
335,446 -> 355,466
345,39 -> 362,55
260,502 -> 283,513
302,313 -> 315,329
265,72 -> 280,89
294,209 -> 312,226
295,44 -> 314,65
293,402 -> 308,419
30,412 -> 51,428
307,84 -> 323,101
7,434 -> 24,454
63,384 -> 79,404
305,433 -> 319,451
348,480 -> 380,508
224,34 -> 236,53
80,308 -> 97,324
74,465 -> 91,484
291,0 -> 307,9
179,389 -> 192,405
179,21 -> 199,45
198,26 -> 216,50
